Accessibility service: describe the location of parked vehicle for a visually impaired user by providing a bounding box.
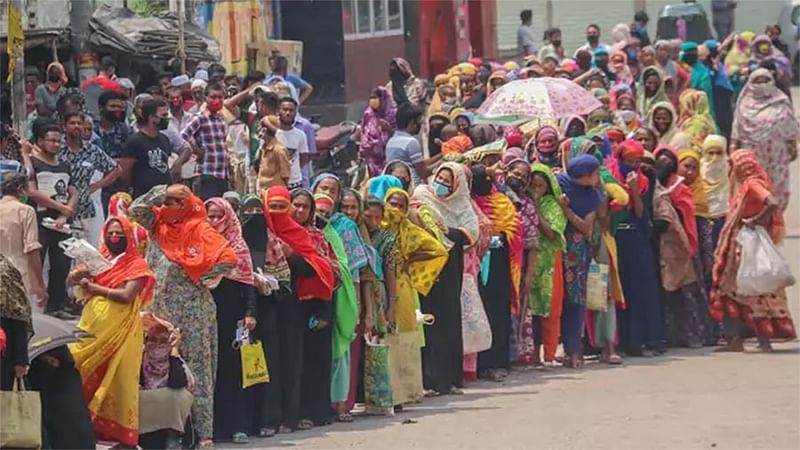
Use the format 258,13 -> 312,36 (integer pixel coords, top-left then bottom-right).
313,121 -> 361,186
656,3 -> 712,43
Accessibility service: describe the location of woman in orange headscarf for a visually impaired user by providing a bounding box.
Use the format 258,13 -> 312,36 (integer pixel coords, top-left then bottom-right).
69,217 -> 156,447
710,149 -> 793,353
129,184 -> 236,447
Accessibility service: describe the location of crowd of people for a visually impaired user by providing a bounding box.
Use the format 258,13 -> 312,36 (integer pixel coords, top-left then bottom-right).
0,13 -> 798,450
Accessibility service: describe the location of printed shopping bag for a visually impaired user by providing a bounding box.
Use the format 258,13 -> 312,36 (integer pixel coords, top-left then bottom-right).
240,340 -> 270,388
363,336 -> 394,415
586,262 -> 609,312
382,331 -> 423,405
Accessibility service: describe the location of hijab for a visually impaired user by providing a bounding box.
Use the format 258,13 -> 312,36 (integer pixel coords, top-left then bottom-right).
0,255 -> 32,331
677,89 -> 717,146
733,68 -> 800,146
263,186 -> 335,301
647,101 -> 679,145
412,162 -> 480,245
152,185 -> 237,282
390,57 -> 413,106
605,139 -> 650,199
699,135 -> 729,218
557,154 -> 602,218
654,146 -> 699,254
204,198 -> 255,286
637,66 -> 668,118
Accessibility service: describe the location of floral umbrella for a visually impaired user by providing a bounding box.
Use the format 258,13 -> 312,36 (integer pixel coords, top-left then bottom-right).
476,77 -> 601,126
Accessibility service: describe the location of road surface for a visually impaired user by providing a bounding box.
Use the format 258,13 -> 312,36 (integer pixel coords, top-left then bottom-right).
224,91 -> 800,450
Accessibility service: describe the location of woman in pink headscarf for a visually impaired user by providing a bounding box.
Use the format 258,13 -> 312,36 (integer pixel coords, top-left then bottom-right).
359,86 -> 396,176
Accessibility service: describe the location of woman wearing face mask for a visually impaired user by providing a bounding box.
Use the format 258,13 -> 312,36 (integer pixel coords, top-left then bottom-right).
382,160 -> 414,192
311,193 -> 360,423
468,165 -> 521,381
677,89 -> 717,148
560,115 -> 587,139
692,136 -> 729,298
647,101 -> 679,146
426,113 -> 451,158
263,186 -> 334,432
731,68 -> 800,210
658,149 -> 715,348
607,140 -> 664,358
530,125 -> 561,168
710,150 -> 794,353
360,87 -> 396,177
203,197 -> 257,444
611,93 -> 642,134
412,163 -> 479,395
749,34 -> 792,86
380,186 -> 447,404
130,184 -> 237,448
286,188 -> 337,429
556,155 -> 603,368
68,217 -> 156,448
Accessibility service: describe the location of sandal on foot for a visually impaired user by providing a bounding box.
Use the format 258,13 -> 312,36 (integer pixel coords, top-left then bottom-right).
297,419 -> 315,430
199,439 -> 215,449
448,387 -> 464,395
232,433 -> 249,444
258,427 -> 277,438
336,413 -> 354,423
606,354 -> 623,365
423,389 -> 440,398
278,425 -> 293,434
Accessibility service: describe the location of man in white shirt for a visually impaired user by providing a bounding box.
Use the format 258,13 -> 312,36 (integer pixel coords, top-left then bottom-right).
275,97 -> 309,189
575,24 -> 610,56
517,10 -> 537,60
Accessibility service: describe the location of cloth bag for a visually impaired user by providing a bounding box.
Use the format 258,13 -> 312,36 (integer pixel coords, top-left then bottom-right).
240,340 -> 270,388
363,336 -> 394,415
0,379 -> 41,449
736,226 -> 795,296
586,262 -> 610,312
461,274 -> 492,353
382,331 -> 423,404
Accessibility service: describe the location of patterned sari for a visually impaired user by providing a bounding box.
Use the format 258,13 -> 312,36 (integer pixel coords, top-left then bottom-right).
70,217 -> 155,447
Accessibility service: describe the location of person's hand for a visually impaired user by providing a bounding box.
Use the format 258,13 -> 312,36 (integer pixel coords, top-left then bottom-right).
54,215 -> 68,230
280,242 -> 294,258
170,164 -> 183,183
169,329 -> 183,354
77,278 -> 94,304
314,319 -> 328,331
742,217 -> 757,228
20,139 -> 33,158
626,171 -> 639,192
58,204 -> 74,218
385,305 -> 395,332
33,283 -> 48,308
88,182 -> 101,194
12,364 -> 28,379
243,315 -> 257,330
558,194 -> 570,209
364,315 -> 374,336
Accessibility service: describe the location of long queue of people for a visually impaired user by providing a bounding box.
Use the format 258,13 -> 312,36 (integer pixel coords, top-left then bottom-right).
1,21 -> 798,450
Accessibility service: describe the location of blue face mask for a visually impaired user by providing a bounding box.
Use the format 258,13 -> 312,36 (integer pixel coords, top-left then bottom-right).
620,162 -> 637,177
433,181 -> 451,197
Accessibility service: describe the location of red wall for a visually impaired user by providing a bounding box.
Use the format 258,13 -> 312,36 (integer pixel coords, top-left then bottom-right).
468,0 -> 497,60
343,35 -> 406,102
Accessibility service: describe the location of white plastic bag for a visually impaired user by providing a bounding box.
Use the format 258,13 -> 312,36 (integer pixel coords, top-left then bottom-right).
460,274 -> 492,353
735,226 -> 795,296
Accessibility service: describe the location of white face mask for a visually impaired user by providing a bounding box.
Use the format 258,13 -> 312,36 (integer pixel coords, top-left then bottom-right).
615,110 -> 637,124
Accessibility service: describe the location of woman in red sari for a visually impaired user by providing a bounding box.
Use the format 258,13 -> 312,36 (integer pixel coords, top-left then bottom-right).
710,149 -> 794,352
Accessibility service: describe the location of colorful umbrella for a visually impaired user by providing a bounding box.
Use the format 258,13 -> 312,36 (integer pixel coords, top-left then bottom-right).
476,77 -> 601,125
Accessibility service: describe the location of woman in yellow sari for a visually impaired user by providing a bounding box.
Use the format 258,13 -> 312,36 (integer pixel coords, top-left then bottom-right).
677,89 -> 717,147
69,216 -> 156,447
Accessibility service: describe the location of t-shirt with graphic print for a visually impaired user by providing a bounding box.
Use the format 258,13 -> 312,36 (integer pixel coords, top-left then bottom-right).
57,141 -> 118,219
121,131 -> 172,198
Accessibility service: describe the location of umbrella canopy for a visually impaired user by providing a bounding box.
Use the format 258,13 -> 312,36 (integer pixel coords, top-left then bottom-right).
29,313 -> 91,360
476,77 -> 601,125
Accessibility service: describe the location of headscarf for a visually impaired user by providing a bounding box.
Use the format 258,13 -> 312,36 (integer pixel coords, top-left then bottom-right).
606,139 -> 650,199
726,149 -> 784,243
368,174 -> 404,201
204,198 -> 255,286
0,255 -> 32,331
428,113 -> 450,156
732,68 -> 800,151
241,193 -> 291,283
381,188 -> 448,295
678,149 -> 709,217
532,125 -> 559,157
699,135 -> 730,218
96,217 -> 156,304
557,155 -> 602,218
486,71 -> 508,95
107,192 -> 150,255
502,146 -> 526,164
412,162 -> 480,245
441,134 -> 473,156
528,164 -> 567,316
361,86 -> 396,141
647,100 -> 679,145
141,312 -> 195,391
724,31 -> 755,75
677,89 -> 717,146
609,50 -> 633,83
311,172 -> 343,199
328,208 -> 371,277
750,34 -> 792,82
559,115 -> 587,138
390,57 -> 414,105
46,61 -> 68,84
263,186 -> 335,301
654,146 -> 698,255
470,165 -> 524,314
637,66 -> 668,118
560,136 -> 598,170
152,185 -> 237,282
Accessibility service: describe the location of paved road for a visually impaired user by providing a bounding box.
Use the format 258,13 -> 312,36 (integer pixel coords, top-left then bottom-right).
225,90 -> 800,450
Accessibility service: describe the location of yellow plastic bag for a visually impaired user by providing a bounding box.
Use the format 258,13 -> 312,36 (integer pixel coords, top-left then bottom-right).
240,340 -> 269,388
0,379 -> 41,449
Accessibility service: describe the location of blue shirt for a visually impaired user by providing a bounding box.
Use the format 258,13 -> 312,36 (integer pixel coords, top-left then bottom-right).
263,73 -> 308,102
385,131 -> 424,186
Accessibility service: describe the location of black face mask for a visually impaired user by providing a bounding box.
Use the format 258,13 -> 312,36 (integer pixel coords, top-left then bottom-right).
587,35 -> 599,45
538,151 -> 560,168
157,117 -> 169,130
314,214 -> 329,229
506,176 -> 525,193
655,159 -> 674,184
400,179 -> 411,191
683,53 -> 698,66
105,236 -> 127,255
48,73 -> 61,83
551,40 -> 562,48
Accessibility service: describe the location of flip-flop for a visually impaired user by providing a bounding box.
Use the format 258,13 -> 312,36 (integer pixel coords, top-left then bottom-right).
606,354 -> 623,365
336,413 -> 354,423
232,433 -> 249,444
296,419 -> 315,430
258,427 -> 277,438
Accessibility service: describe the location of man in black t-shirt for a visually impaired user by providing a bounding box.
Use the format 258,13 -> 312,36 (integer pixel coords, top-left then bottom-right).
119,98 -> 173,198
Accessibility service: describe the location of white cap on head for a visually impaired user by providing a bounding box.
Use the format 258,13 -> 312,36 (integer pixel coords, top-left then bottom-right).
191,78 -> 208,90
194,69 -> 209,81
171,74 -> 191,87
